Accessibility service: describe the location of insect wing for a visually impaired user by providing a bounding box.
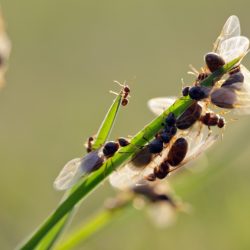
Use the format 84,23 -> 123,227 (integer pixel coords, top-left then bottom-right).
216,36 -> 249,63
214,15 -> 241,53
174,130 -> 218,171
240,65 -> 250,91
54,150 -> 103,190
230,65 -> 250,115
147,201 -> 177,228
0,12 -> 11,88
110,128 -> 218,190
109,147 -> 164,190
110,139 -> 174,190
109,164 -> 145,190
54,158 -> 83,190
109,151 -> 156,190
148,97 -> 177,116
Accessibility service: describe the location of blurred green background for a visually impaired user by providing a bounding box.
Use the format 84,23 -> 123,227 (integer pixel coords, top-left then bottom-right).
1,1 -> 250,249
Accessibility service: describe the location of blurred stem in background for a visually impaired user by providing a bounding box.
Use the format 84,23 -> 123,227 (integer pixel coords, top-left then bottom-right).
19,57 -> 241,250
55,202 -> 132,250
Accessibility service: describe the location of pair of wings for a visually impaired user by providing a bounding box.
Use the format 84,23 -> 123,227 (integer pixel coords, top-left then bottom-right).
149,65 -> 250,117
198,15 -> 250,114
211,16 -> 250,114
212,15 -> 249,64
54,150 -> 104,190
109,98 -> 218,190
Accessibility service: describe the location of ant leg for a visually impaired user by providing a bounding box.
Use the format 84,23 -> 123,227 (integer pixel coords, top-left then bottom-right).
220,128 -> 224,140
113,80 -> 123,87
109,90 -> 119,96
206,128 -> 213,140
189,64 -> 199,76
196,121 -> 203,136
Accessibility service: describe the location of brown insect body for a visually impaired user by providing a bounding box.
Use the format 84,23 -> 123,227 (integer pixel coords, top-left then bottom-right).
146,137 -> 188,181
132,185 -> 174,205
131,147 -> 153,168
146,158 -> 170,182
196,72 -> 209,83
154,161 -> 170,179
86,136 -> 94,153
123,86 -> 130,98
205,52 -> 225,72
176,102 -> 202,130
121,98 -> 129,106
81,150 -> 105,173
112,82 -> 130,106
217,118 -> 225,128
167,137 -> 188,166
103,141 -> 120,158
117,137 -> 130,147
211,64 -> 245,109
121,84 -> 130,106
229,65 -> 241,75
221,71 -> 244,89
200,112 -> 225,128
210,86 -> 237,109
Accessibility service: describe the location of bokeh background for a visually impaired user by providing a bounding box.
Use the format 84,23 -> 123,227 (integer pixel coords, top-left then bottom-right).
1,1 -> 250,249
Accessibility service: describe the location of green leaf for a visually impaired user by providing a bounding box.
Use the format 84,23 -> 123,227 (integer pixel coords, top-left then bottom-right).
34,90 -> 124,250
92,91 -> 123,150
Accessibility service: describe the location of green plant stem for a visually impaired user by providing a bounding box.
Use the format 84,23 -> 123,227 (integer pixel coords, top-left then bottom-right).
57,211 -> 114,250
19,57 -> 241,250
36,215 -> 71,250
55,203 -> 132,250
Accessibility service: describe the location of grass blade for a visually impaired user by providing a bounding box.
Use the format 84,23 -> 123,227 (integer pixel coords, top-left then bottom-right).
34,89 -> 124,249
92,90 -> 123,150
36,215 -> 71,250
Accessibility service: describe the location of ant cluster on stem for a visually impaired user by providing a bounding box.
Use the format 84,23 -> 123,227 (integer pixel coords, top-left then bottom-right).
54,15 -> 250,225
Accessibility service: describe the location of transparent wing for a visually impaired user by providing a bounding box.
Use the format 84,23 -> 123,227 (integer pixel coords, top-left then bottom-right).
109,165 -> 146,190
0,12 -> 11,88
109,145 -> 169,190
146,202 -> 177,228
0,32 -> 10,60
110,126 -> 218,190
148,97 -> 177,116
110,129 -> 191,190
216,36 -> 249,63
53,158 -> 83,190
175,129 -> 218,170
214,15 -> 241,53
240,65 -> 250,93
54,150 -> 103,190
210,65 -> 250,114
230,65 -> 250,115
